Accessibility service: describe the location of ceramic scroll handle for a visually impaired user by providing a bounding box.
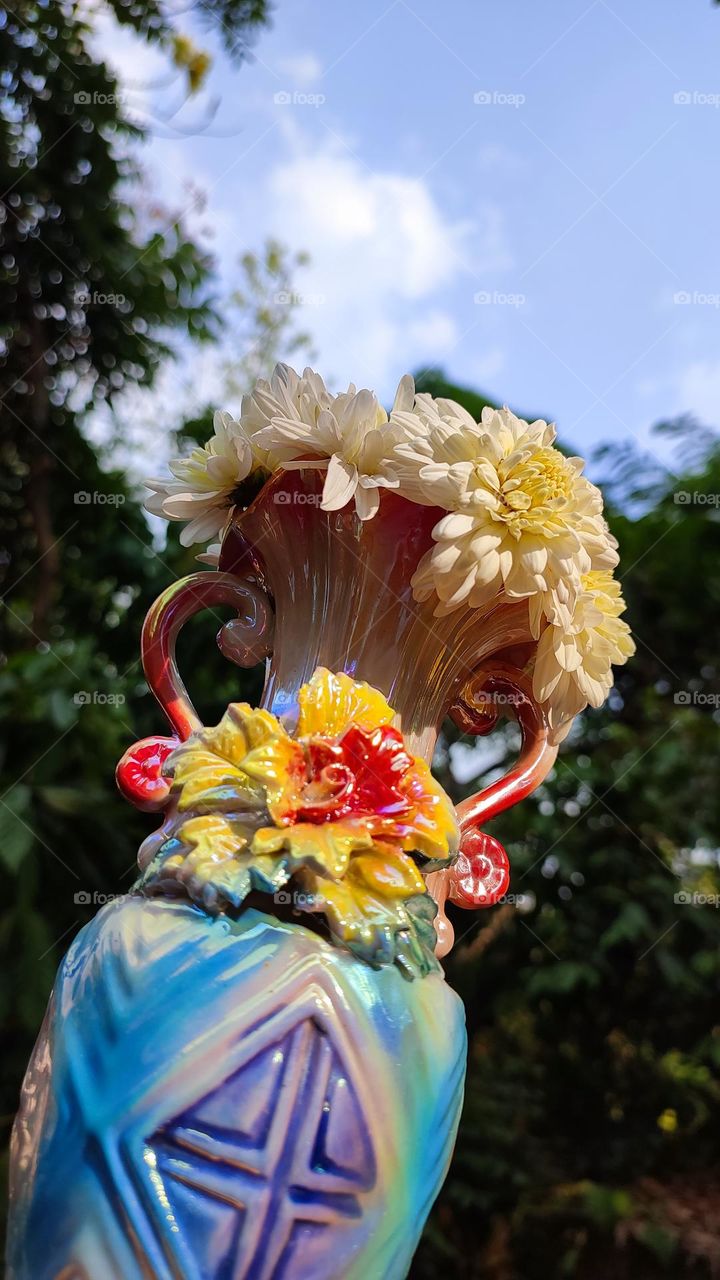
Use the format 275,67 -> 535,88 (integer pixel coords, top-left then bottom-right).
427,664 -> 558,958
116,572 -> 274,810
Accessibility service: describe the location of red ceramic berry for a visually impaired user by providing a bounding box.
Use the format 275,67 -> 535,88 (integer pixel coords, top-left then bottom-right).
116,736 -> 179,812
448,830 -> 510,908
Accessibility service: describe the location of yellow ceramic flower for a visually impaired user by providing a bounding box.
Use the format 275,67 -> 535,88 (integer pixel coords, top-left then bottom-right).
141,669 -> 458,975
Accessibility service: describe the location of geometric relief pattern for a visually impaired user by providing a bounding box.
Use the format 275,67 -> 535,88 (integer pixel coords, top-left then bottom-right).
149,1017 -> 376,1280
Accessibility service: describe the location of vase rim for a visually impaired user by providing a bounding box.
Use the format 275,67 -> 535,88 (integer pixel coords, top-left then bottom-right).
231,466 -> 446,533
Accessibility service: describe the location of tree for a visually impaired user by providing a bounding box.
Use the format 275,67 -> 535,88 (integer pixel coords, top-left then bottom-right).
222,238 -> 316,399
0,0 -> 270,637
0,0 -> 270,1230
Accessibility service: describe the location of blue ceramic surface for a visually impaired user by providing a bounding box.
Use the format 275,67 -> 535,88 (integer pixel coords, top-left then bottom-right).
8,896 -> 466,1280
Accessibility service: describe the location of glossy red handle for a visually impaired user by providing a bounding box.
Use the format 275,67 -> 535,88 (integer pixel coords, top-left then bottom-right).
117,572 -> 273,811
141,571 -> 274,740
427,665 -> 557,956
454,666 -> 556,841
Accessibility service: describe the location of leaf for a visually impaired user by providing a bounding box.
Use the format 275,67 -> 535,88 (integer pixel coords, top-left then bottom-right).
349,845 -> 425,898
172,706 -> 303,819
0,786 -> 34,872
297,668 -> 394,738
251,820 -> 372,879
36,787 -> 101,816
636,1224 -> 678,1265
599,902 -> 652,951
48,689 -> 78,731
526,961 -> 601,997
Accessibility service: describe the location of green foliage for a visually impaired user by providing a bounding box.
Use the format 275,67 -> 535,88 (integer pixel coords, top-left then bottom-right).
0,0 -> 270,1243
222,237 -> 316,400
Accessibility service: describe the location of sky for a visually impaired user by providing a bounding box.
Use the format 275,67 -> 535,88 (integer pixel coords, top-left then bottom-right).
91,0 -> 720,474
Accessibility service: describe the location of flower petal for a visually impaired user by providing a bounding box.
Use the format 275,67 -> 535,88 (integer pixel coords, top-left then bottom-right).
297,668 -> 395,738
321,453 -> 358,511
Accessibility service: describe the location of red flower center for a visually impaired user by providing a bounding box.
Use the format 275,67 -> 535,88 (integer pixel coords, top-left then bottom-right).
296,724 -> 415,827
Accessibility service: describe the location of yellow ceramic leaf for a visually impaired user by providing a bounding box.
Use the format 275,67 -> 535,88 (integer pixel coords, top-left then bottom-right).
297,668 -> 394,739
171,747 -> 266,813
319,877 -> 414,959
318,878 -> 376,947
348,845 -> 425,899
241,735 -> 306,823
176,812 -> 249,862
201,703 -> 286,767
251,820 -> 372,879
400,756 -> 459,860
170,703 -> 296,815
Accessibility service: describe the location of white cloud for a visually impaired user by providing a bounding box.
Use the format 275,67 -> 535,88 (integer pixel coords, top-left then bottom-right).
269,150 -> 463,296
406,310 -> 459,353
78,13 -> 515,452
275,53 -> 323,85
262,133 -> 510,391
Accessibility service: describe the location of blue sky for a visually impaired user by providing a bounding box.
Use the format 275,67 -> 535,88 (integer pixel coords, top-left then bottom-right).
94,0 -> 720,471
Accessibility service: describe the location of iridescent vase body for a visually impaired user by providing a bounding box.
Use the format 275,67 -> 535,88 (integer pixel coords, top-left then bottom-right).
8,471 -> 555,1279
9,901 -> 465,1279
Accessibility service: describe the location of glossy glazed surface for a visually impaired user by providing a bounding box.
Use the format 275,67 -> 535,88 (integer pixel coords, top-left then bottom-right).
8,898 -> 466,1280
7,467 -> 561,1280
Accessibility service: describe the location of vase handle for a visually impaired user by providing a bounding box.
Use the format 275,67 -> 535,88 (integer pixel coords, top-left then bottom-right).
141,571 -> 274,740
427,664 -> 557,957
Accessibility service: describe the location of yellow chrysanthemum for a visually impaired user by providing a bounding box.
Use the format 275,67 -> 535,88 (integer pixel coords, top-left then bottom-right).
532,570 -> 635,741
399,407 -> 618,617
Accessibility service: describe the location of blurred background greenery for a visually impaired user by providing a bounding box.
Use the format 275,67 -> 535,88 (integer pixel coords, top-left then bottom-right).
2,3 -> 720,1277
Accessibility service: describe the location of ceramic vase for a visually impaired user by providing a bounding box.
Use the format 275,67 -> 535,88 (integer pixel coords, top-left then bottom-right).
7,470 -> 556,1280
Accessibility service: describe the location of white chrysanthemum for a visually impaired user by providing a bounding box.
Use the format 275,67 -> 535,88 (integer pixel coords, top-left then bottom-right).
390,388 -> 483,503
239,362 -> 334,451
144,364 -> 331,547
144,410 -> 256,547
253,373 -> 415,521
396,405 -> 618,616
533,570 -> 635,741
